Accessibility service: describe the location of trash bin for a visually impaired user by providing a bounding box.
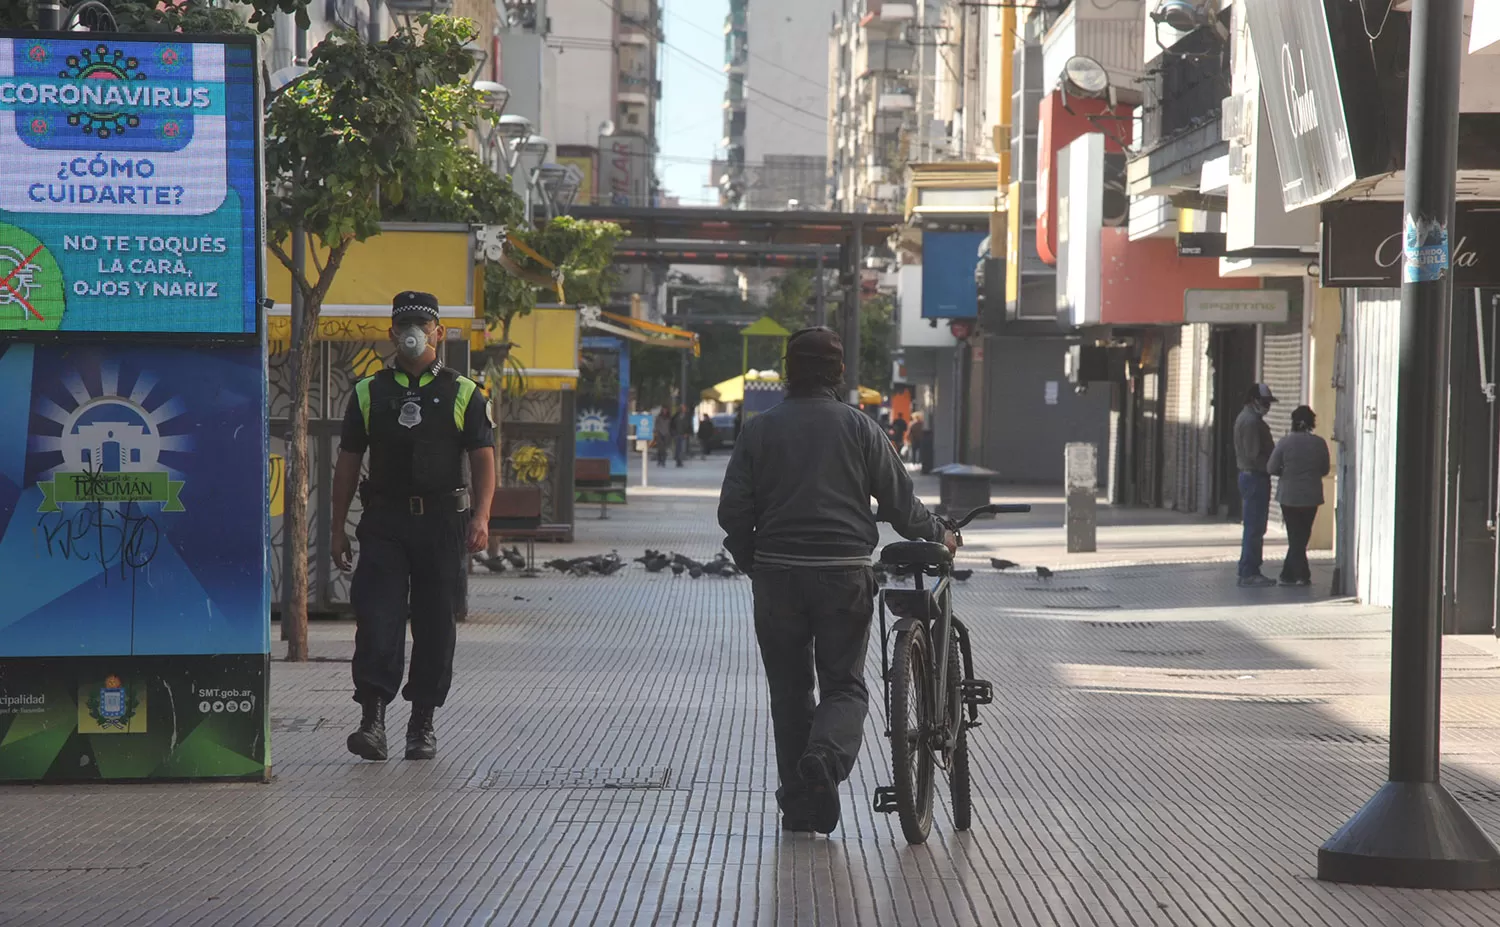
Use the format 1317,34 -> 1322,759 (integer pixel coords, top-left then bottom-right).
933,463 -> 997,517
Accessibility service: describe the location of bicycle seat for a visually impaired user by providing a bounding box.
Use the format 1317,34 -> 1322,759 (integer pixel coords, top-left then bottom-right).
880,540 -> 951,567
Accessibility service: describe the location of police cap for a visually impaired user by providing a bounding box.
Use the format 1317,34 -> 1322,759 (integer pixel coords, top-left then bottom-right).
392,291 -> 441,325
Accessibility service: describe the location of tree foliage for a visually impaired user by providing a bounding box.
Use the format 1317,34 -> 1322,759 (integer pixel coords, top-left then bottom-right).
266,14 -> 485,275
485,215 -> 625,336
0,0 -> 307,32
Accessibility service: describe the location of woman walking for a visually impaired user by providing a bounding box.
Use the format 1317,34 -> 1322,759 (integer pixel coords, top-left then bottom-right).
1267,405 -> 1331,587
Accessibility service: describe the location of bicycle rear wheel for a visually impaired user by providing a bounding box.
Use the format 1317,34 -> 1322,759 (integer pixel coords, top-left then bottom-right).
891,623 -> 935,844
948,628 -> 972,831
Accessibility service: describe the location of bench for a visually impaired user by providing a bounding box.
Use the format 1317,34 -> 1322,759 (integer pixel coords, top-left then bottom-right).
574,457 -> 615,520
487,486 -> 569,575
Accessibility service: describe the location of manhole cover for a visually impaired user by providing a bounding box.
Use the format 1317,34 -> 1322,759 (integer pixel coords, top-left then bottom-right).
270,716 -> 328,733
1117,649 -> 1204,657
474,765 -> 672,791
1026,586 -> 1092,593
1087,621 -> 1161,629
1300,732 -> 1387,745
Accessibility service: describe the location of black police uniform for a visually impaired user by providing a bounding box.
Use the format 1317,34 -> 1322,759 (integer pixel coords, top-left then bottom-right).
339,356 -> 493,709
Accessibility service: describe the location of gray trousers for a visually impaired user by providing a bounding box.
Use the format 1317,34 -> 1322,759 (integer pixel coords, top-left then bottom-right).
752,566 -> 876,810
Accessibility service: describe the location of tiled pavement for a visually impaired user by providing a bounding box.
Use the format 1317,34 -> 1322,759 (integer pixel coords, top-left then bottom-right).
7,459 -> 1500,925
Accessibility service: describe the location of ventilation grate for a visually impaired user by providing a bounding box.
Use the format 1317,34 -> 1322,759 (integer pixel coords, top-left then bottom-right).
475,765 -> 672,791
1117,649 -> 1204,657
1087,621 -> 1162,630
270,716 -> 328,733
1301,732 -> 1388,745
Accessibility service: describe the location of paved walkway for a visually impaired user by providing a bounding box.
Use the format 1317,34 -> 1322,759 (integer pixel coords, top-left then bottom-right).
6,457 -> 1500,925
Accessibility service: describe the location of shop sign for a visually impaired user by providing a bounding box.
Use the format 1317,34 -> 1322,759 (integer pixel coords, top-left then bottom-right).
1184,288 -> 1289,324
1321,201 -> 1500,287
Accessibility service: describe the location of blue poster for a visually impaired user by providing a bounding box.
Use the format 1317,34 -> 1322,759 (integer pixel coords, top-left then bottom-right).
0,36 -> 258,334
0,341 -> 269,657
577,336 -> 629,480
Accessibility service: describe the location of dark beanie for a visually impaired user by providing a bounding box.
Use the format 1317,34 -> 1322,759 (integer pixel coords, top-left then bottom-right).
785,327 -> 844,386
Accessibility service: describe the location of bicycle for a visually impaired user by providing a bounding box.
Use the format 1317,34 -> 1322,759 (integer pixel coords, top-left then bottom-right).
872,502 -> 1032,844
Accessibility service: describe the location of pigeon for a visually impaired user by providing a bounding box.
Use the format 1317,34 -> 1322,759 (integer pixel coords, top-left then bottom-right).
503,546 -> 527,569
1035,565 -> 1054,580
689,566 -> 704,579
991,558 -> 1018,571
480,555 -> 507,574
545,558 -> 575,573
643,556 -> 670,573
673,553 -> 705,571
671,562 -> 687,577
952,569 -> 973,581
634,549 -> 663,565
598,559 -> 627,576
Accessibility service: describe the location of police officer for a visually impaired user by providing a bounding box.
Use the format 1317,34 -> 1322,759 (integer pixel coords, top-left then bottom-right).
331,291 -> 496,761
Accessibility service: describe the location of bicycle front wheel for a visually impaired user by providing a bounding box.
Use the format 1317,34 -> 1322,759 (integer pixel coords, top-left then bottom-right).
891,623 -> 935,844
948,628 -> 971,831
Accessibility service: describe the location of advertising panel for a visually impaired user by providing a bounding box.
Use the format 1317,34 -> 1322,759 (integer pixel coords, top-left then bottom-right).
577,336 -> 629,482
920,230 -> 986,319
0,35 -> 259,335
0,340 -> 268,780
1321,201 -> 1500,288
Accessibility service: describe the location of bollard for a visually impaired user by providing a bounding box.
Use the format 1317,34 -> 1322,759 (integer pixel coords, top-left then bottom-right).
1065,443 -> 1097,554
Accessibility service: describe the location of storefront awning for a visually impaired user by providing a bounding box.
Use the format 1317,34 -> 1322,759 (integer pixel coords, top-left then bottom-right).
581,309 -> 699,355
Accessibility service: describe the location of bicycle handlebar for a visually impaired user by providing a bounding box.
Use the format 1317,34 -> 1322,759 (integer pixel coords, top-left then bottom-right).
945,503 -> 1032,532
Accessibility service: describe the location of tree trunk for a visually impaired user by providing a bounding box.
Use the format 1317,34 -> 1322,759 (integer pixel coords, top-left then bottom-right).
282,288 -> 318,662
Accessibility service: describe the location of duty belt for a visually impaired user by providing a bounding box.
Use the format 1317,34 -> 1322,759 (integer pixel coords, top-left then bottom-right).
361,484 -> 469,516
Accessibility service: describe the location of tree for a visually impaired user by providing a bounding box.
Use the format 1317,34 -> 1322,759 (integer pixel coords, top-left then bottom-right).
265,15 -> 490,661
859,295 -> 895,396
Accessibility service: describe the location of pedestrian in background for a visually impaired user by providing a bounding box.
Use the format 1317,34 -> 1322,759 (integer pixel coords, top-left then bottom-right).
1234,383 -> 1278,587
699,413 -> 717,458
907,413 -> 924,466
671,403 -> 693,467
718,326 -> 955,836
888,414 -> 908,459
654,406 -> 671,467
1268,405 -> 1330,587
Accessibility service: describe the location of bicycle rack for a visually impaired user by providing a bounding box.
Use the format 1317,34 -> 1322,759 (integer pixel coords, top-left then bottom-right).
873,786 -> 899,814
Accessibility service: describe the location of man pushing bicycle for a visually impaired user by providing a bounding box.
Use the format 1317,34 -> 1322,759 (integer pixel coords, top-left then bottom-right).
717,326 -> 956,835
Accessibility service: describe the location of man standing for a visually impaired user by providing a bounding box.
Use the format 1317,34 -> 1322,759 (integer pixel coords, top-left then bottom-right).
671,403 -> 693,467
907,413 -> 925,467
718,327 -> 955,835
331,291 -> 496,761
1234,383 -> 1278,587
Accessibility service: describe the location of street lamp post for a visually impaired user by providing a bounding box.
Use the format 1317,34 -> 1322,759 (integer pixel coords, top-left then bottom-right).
36,0 -> 64,29
1317,0 -> 1500,890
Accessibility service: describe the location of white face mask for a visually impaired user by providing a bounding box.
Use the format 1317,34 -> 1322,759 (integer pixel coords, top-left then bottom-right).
396,324 -> 428,360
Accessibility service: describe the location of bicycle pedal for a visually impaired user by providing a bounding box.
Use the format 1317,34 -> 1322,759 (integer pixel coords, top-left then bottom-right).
873,786 -> 899,814
962,679 -> 994,706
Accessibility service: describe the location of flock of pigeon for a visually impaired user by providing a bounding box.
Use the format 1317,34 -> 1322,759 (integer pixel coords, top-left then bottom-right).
479,547 -> 1055,582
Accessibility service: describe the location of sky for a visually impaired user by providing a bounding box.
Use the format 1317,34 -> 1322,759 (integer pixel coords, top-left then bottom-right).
657,0 -> 730,206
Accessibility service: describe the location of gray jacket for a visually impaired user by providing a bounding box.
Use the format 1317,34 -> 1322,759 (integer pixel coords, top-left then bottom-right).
717,389 -> 942,570
1233,405 -> 1274,472
1267,430 -> 1331,506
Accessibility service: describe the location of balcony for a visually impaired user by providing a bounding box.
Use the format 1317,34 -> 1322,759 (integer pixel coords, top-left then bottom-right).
861,40 -> 916,77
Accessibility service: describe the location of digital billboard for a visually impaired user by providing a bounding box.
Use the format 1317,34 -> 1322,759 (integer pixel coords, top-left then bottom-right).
0,340 -> 269,781
0,35 -> 258,335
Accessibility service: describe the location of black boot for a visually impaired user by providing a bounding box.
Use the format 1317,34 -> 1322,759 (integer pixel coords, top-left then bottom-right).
346,694 -> 388,761
405,704 -> 437,760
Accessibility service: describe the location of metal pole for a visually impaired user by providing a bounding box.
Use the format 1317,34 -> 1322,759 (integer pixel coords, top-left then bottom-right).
36,0 -> 64,29
814,251 -> 827,327
845,220 -> 863,405
1318,0 -> 1500,890
367,0 -> 383,43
